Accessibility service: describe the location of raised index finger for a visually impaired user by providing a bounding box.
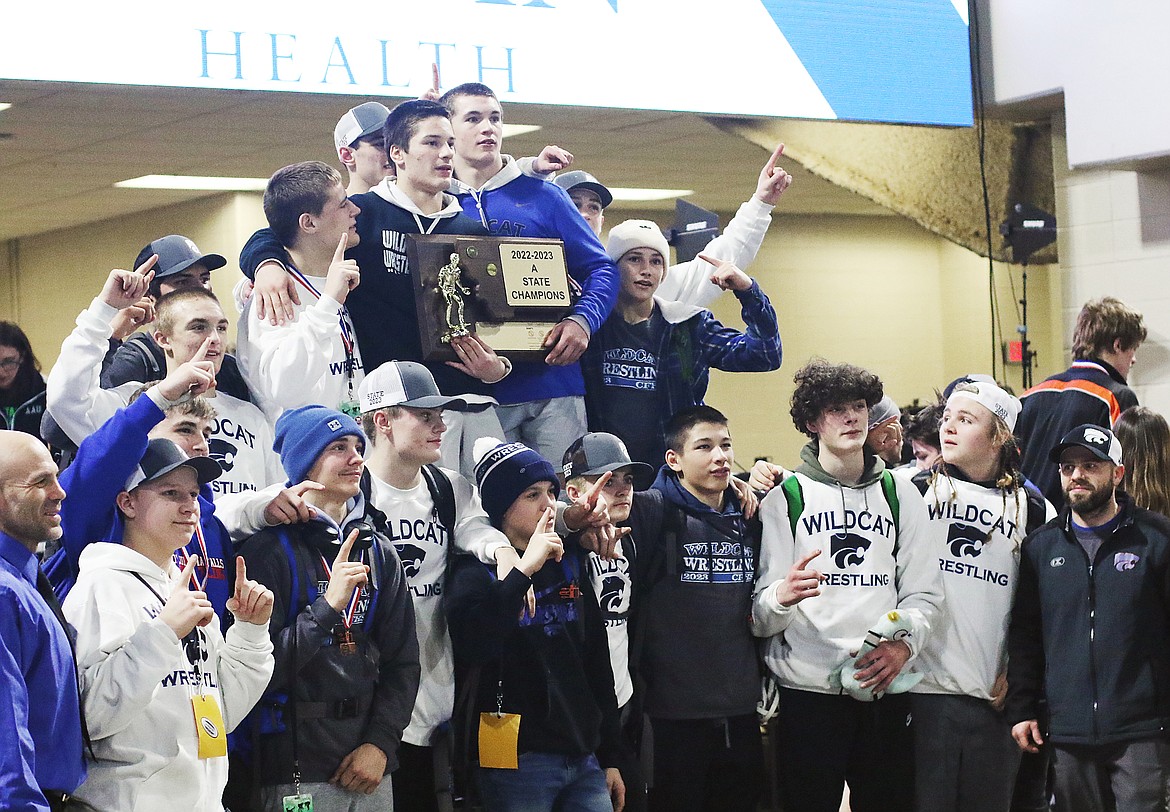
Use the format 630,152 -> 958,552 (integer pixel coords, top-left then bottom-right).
764,143 -> 785,174
536,506 -> 555,534
431,62 -> 441,94
235,555 -> 247,587
136,253 -> 159,276
585,470 -> 612,503
335,528 -> 359,565
795,549 -> 822,571
192,335 -> 214,362
333,231 -> 349,264
175,555 -> 199,592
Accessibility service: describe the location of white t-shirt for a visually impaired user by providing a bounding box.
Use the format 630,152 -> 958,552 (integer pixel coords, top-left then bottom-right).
585,540 -> 635,707
367,466 -> 507,746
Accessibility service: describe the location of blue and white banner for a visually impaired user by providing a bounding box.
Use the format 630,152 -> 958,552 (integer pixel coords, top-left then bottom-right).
0,0 -> 972,126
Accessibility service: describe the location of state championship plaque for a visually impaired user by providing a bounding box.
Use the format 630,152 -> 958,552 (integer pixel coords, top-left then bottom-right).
406,235 -> 576,361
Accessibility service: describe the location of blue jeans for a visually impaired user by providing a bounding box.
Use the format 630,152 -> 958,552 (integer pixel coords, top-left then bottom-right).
477,752 -> 611,812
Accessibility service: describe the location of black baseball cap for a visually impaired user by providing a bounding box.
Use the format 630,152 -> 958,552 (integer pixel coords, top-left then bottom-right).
125,438 -> 222,491
1048,423 -> 1123,465
134,235 -> 226,280
561,432 -> 653,489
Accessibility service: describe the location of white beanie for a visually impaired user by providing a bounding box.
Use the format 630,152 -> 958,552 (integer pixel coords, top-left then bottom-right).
606,220 -> 670,271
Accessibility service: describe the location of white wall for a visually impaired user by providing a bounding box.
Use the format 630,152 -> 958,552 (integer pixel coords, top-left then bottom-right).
1050,112 -> 1170,417
986,0 -> 1170,167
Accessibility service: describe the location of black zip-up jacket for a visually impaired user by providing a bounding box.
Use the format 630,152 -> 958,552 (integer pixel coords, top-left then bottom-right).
1006,495 -> 1170,745
240,507 -> 419,784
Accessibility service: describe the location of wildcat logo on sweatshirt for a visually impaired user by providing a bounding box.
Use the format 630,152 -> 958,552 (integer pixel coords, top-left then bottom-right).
588,551 -> 632,624
948,523 -> 987,558
395,543 -> 426,578
830,533 -> 870,568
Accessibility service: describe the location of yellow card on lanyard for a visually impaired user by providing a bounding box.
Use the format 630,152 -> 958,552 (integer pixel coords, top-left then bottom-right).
478,712 -> 521,769
192,694 -> 228,759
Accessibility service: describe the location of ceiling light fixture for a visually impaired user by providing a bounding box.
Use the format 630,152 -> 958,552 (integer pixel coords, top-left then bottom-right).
502,123 -> 541,138
609,187 -> 694,202
115,175 -> 269,191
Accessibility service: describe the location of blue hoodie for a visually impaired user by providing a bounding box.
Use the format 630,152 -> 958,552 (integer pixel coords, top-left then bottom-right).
451,165 -> 618,405
43,395 -> 235,624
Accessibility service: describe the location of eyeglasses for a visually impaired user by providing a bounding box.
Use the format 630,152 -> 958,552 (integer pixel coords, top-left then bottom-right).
0,358 -> 22,370
1058,460 -> 1108,477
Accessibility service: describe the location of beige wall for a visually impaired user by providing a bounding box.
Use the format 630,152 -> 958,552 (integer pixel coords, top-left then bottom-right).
1,192 -> 269,367
2,195 -> 1059,469
698,214 -> 1060,468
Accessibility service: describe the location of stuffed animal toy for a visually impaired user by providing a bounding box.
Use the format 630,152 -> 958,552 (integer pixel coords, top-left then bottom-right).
830,609 -> 924,701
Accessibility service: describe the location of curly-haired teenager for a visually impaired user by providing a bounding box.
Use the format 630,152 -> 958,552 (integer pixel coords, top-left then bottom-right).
751,358 -> 943,812
909,379 -> 1053,812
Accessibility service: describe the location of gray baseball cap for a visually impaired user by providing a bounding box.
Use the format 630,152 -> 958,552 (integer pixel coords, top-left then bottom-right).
334,102 -> 391,150
134,235 -> 226,281
554,170 -> 613,209
561,432 -> 653,489
359,361 -> 490,413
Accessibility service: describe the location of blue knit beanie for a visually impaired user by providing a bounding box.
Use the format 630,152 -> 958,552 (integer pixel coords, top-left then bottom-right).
274,405 -> 365,485
473,437 -> 560,529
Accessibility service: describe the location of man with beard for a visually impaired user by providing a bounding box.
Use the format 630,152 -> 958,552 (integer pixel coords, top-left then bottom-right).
1007,424 -> 1170,812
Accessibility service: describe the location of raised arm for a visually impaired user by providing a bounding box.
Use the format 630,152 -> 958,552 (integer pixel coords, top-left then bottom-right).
238,232 -> 360,411
658,144 -> 791,308
692,258 -> 782,374
47,263 -> 156,444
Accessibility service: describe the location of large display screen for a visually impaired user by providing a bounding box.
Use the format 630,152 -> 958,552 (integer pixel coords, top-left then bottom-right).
0,0 -> 972,126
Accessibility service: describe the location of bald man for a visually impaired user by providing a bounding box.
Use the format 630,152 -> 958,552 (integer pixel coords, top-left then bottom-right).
0,431 -> 86,810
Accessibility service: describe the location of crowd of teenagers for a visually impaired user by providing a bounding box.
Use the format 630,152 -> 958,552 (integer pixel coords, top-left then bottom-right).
2,83 -> 1167,812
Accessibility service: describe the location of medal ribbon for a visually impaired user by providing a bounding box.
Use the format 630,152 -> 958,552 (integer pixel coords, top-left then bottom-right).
174,522 -> 209,591
286,264 -> 359,404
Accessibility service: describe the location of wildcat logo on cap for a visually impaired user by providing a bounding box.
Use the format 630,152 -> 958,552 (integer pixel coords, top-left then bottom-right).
1084,428 -> 1109,445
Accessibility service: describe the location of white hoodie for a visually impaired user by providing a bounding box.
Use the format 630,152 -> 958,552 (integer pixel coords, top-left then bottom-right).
46,298 -> 286,504
912,473 -> 1055,700
751,462 -> 944,694
236,266 -> 366,421
63,543 -> 273,812
656,195 -> 777,309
